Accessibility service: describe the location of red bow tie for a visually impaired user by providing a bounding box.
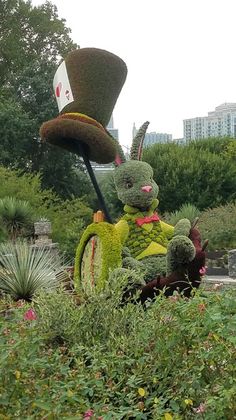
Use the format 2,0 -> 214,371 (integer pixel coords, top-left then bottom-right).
135,213 -> 160,227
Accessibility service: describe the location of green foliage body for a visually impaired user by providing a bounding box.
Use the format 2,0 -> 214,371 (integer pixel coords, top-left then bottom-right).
113,159 -> 195,281
0,286 -> 235,418
74,222 -> 122,293
122,211 -> 167,258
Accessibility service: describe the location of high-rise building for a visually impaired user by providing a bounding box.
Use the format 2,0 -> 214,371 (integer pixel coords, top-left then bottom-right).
132,123 -> 172,147
107,115 -> 119,141
183,103 -> 236,142
144,132 -> 172,146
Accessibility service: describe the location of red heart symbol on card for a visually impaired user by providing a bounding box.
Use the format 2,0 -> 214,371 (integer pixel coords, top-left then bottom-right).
55,82 -> 62,98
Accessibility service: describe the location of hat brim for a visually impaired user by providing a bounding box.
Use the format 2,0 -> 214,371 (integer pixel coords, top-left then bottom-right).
40,118 -> 116,164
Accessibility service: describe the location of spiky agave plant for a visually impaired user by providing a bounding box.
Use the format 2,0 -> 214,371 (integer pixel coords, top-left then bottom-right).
0,241 -> 67,301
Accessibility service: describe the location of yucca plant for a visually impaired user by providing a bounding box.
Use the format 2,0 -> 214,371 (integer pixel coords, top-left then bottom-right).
0,241 -> 67,301
0,197 -> 34,240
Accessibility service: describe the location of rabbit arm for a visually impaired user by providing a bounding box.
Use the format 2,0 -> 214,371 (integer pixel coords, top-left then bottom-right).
115,219 -> 129,244
174,218 -> 191,237
159,221 -> 175,239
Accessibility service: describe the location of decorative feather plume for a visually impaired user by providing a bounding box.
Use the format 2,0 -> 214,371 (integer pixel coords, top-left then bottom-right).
130,121 -> 150,160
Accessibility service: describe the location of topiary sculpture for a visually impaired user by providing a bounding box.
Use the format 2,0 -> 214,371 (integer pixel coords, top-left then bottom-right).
113,122 -> 207,302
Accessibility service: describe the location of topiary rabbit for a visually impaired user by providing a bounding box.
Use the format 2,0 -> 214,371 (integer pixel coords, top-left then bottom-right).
112,122 -> 207,301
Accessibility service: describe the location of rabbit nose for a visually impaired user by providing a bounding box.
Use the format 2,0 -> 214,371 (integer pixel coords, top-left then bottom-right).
141,185 -> 152,193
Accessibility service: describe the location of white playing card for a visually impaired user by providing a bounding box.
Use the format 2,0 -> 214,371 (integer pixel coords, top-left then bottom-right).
53,60 -> 74,112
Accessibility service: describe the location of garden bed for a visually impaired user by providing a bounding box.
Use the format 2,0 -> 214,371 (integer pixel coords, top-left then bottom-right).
0,286 -> 236,419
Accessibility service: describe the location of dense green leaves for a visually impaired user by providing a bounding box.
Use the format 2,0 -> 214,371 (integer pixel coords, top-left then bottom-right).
0,0 -> 93,200
0,166 -> 93,260
0,166 -> 55,209
0,286 -> 236,417
98,171 -> 124,221
199,202 -> 236,250
143,137 -> 236,213
0,98 -> 37,170
0,0 -> 76,85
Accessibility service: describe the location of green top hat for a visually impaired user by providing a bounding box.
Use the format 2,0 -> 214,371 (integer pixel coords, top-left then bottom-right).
40,48 -> 127,164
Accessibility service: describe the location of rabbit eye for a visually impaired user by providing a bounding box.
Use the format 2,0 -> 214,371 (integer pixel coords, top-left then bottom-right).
126,181 -> 133,189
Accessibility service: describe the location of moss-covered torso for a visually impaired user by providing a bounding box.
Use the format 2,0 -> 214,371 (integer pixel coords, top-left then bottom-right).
115,199 -> 175,260
123,213 -> 168,258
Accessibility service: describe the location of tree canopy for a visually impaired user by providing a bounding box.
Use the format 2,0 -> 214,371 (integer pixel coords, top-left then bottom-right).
0,0 -> 76,85
143,137 -> 236,213
0,0 -> 94,200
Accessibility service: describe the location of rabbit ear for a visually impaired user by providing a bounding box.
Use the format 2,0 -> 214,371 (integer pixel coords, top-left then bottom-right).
114,139 -> 126,166
130,121 -> 149,160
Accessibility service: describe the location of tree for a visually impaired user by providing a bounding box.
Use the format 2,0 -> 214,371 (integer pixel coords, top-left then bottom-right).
143,138 -> 236,213
0,0 -> 76,85
0,1 -> 93,200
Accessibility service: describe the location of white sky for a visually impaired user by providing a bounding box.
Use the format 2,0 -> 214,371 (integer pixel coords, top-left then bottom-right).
32,0 -> 236,146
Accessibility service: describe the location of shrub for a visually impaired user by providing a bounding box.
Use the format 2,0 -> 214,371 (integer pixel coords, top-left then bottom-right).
164,203 -> 200,226
0,167 -> 93,261
143,140 -> 236,212
98,171 -> 124,221
0,285 -> 235,418
46,197 -> 93,262
199,202 -> 236,250
0,166 -> 55,212
0,241 -> 66,300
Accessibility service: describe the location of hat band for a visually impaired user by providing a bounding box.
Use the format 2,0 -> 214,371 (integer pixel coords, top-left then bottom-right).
58,112 -> 106,133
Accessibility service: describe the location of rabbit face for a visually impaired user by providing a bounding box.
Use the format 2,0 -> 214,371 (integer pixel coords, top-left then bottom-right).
114,161 -> 159,209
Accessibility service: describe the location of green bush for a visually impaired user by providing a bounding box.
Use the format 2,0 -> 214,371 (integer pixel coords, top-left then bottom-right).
164,203 -> 200,226
98,171 -> 124,221
0,166 -> 55,213
0,283 -> 235,418
0,166 -> 93,261
46,197 -> 93,262
199,202 -> 236,250
143,139 -> 236,213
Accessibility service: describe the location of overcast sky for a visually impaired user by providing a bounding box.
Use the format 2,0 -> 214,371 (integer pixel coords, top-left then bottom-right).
33,0 -> 236,146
